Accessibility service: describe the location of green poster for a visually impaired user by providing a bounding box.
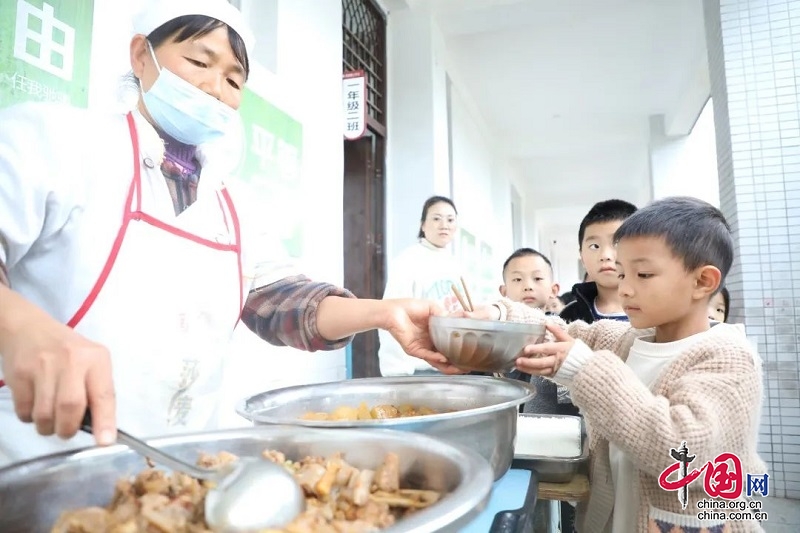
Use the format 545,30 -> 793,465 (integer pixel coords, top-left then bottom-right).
235,87 -> 305,257
0,0 -> 94,107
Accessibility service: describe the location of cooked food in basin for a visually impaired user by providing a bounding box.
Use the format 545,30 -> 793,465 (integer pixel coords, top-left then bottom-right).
51,448 -> 440,533
0,427 -> 494,533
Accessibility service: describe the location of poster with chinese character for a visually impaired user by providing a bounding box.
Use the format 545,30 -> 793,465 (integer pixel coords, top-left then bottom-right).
234,87 -> 305,257
0,0 -> 94,107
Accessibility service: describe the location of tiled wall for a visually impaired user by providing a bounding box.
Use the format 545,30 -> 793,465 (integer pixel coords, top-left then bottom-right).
704,0 -> 800,499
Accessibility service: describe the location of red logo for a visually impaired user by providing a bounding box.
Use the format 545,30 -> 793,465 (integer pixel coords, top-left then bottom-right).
658,441 -> 769,509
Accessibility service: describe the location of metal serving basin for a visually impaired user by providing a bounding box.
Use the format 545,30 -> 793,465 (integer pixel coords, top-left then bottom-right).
237,376 -> 536,480
0,426 -> 494,533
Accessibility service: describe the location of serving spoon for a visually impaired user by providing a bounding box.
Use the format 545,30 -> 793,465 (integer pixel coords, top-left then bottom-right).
81,412 -> 305,532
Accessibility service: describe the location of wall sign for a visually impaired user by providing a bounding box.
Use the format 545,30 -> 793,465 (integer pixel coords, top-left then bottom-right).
343,69 -> 366,140
0,0 -> 94,108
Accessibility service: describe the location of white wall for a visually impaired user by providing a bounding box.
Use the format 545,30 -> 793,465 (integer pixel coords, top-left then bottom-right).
87,0 -> 346,428
224,0 -> 346,427
384,7 -> 526,303
534,205 -> 595,290
450,86 -> 493,233
383,9 -> 443,262
650,99 -> 720,206
449,84 -> 524,297
492,160 -> 523,259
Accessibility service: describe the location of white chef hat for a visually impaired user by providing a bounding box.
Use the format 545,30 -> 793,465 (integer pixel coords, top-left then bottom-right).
132,0 -> 255,57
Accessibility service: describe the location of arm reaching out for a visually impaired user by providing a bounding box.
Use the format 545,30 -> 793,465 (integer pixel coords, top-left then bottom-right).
317,296 -> 463,374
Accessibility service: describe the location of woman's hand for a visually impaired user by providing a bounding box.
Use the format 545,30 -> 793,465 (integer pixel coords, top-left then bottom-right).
381,298 -> 465,374
515,323 -> 575,377
0,286 -> 117,445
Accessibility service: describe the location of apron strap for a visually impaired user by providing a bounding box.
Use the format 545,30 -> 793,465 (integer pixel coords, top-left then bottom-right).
219,187 -> 244,326
67,113 -> 140,328
0,116 -> 245,390
0,115 -> 139,390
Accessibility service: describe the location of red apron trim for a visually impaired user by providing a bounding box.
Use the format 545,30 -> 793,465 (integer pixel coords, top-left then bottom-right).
131,212 -> 238,252
66,113 -> 244,328
221,187 -> 244,323
0,115 -> 245,391
215,192 -> 231,234
67,113 -> 139,328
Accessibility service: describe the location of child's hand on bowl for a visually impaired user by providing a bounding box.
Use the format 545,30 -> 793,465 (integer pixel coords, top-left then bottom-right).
515,323 -> 575,377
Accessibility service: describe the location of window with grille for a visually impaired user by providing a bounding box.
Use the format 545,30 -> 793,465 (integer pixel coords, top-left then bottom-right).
342,0 -> 386,130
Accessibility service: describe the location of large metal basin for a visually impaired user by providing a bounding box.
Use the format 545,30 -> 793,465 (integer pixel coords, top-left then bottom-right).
237,376 -> 536,480
0,426 -> 493,533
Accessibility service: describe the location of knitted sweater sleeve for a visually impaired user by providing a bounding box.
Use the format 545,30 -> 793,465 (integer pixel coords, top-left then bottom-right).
565,319 -> 632,351
568,331 -> 762,479
495,299 -> 632,349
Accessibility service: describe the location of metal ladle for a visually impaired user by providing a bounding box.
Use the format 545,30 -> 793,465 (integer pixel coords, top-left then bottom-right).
81,412 -> 305,532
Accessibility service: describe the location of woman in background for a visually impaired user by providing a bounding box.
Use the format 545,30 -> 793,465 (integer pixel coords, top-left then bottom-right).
379,196 -> 463,376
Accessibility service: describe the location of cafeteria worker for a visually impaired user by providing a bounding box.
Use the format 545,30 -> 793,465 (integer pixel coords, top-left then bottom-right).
0,0 -> 458,467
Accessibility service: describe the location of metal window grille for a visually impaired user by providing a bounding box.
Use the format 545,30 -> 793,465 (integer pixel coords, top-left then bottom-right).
342,0 -> 386,129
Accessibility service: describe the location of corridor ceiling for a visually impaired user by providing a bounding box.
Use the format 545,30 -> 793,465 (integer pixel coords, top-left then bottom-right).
398,0 -> 710,216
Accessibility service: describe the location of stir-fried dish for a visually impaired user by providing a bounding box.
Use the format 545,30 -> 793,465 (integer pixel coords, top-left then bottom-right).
301,402 -> 443,421
51,449 -> 441,533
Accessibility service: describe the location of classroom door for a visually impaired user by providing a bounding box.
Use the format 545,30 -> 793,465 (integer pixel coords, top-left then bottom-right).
343,132 -> 386,377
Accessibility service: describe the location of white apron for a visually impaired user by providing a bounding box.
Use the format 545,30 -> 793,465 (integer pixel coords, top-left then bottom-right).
0,113 -> 243,466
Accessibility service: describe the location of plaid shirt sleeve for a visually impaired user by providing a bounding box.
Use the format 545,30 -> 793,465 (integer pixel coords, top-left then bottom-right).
241,274 -> 356,352
0,259 -> 8,287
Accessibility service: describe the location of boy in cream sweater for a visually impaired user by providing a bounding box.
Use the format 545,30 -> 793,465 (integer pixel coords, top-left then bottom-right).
482,197 -> 766,533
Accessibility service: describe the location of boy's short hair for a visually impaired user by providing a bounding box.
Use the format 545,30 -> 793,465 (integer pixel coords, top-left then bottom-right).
502,247 -> 553,279
613,196 -> 734,286
578,199 -> 638,246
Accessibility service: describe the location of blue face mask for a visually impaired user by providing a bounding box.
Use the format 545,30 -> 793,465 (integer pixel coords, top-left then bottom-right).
141,41 -> 237,145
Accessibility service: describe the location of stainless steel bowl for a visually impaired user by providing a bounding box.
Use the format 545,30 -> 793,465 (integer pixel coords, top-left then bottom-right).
237,376 -> 536,480
0,426 -> 494,533
429,316 -> 546,373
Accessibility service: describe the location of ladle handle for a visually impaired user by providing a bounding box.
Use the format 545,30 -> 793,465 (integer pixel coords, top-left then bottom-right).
80,411 -> 215,480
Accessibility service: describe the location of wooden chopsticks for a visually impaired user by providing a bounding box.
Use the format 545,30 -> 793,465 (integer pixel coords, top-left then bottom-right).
460,276 -> 474,312
452,278 -> 504,379
451,277 -> 474,312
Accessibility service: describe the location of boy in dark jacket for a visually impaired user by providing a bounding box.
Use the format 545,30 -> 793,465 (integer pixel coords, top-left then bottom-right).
560,199 -> 637,324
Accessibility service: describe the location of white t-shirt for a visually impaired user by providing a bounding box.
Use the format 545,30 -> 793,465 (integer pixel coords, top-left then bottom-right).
378,239 -> 463,375
608,329 -> 714,532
